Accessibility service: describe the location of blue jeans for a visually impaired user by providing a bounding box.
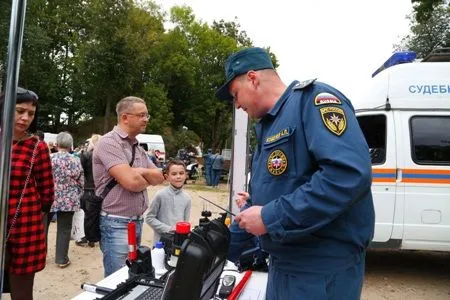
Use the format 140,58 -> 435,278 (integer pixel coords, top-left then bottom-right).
204,165 -> 212,186
212,169 -> 221,186
99,215 -> 143,277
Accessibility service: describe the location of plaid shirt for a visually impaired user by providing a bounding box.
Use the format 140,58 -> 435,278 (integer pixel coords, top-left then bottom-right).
6,136 -> 54,275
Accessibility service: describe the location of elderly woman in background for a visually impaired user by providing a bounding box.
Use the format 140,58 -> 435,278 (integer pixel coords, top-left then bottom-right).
0,88 -> 54,299
49,132 -> 84,268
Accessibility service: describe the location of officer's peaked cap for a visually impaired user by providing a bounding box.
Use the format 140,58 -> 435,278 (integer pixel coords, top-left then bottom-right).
216,47 -> 274,101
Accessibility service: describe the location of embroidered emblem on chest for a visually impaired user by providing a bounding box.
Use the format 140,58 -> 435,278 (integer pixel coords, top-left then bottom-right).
320,106 -> 347,136
267,149 -> 288,176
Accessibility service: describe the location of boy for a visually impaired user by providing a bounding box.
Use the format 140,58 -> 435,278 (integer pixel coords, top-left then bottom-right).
146,160 -> 192,244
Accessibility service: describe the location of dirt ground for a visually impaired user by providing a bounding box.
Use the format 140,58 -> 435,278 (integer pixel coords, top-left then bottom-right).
3,182 -> 449,299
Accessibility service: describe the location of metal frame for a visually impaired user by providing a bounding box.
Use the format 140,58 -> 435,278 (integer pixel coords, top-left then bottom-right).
228,107 -> 250,217
1,0 -> 28,296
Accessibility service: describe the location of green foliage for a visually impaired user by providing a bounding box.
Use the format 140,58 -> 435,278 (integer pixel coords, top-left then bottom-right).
1,1 -> 279,155
396,2 -> 450,57
163,127 -> 201,158
412,0 -> 446,23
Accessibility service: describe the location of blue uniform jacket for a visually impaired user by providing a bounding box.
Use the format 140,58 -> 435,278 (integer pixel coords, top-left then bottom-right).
252,80 -> 375,272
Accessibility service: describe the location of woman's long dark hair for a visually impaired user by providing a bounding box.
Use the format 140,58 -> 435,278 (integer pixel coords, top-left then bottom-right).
0,87 -> 39,133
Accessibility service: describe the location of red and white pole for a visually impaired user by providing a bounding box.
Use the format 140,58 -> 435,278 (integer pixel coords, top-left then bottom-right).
127,221 -> 137,261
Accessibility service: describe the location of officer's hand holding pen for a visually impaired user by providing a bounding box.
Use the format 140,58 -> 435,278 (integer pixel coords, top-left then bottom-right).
235,206 -> 267,236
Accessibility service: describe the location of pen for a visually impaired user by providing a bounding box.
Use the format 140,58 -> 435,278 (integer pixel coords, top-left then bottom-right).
81,283 -> 114,295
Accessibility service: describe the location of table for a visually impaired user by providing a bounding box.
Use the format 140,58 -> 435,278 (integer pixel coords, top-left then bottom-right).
72,261 -> 267,300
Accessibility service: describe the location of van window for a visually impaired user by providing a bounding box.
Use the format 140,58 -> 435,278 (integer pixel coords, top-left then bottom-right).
357,115 -> 386,165
410,116 -> 450,164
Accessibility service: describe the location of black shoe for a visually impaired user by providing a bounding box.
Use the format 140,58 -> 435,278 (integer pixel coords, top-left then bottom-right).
88,241 -> 95,248
75,237 -> 88,247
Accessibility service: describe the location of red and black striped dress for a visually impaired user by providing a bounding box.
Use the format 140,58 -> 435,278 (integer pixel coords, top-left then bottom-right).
6,136 -> 54,275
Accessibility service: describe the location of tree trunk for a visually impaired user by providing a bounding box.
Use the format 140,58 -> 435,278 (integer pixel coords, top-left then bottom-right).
103,94 -> 112,133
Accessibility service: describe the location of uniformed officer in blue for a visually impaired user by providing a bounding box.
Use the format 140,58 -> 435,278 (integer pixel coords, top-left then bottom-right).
203,148 -> 213,186
216,47 -> 375,300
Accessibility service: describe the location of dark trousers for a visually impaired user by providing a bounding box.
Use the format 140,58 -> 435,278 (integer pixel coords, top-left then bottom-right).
47,211 -> 74,264
9,272 -> 35,300
82,190 -> 102,242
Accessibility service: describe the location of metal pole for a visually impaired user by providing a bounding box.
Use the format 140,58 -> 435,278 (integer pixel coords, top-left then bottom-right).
228,106 -> 250,217
0,0 -> 28,295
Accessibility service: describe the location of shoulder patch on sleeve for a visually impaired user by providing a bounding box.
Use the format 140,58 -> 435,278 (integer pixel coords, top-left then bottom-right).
293,78 -> 317,90
320,106 -> 347,136
314,92 -> 342,106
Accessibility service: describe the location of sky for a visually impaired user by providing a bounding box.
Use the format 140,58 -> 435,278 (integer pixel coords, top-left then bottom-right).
154,0 -> 413,100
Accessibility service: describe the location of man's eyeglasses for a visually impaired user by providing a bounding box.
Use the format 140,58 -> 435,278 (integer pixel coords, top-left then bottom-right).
17,87 -> 39,100
125,112 -> 150,120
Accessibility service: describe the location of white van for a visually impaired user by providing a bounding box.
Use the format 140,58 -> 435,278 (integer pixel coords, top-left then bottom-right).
136,134 -> 166,162
354,49 -> 450,251
44,132 -> 58,144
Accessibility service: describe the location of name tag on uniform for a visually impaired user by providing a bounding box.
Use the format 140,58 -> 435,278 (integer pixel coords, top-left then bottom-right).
265,127 -> 293,145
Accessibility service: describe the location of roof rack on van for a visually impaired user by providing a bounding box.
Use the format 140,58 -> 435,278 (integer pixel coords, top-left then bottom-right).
421,47 -> 450,62
371,51 -> 417,78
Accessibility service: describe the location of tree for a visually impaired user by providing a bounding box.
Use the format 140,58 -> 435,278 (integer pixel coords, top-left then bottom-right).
411,0 -> 446,23
74,0 -> 167,132
152,6 -> 279,151
1,1 -> 273,152
396,2 -> 450,57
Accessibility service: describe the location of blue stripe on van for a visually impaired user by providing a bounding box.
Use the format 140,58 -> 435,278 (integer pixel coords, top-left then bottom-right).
403,173 -> 450,179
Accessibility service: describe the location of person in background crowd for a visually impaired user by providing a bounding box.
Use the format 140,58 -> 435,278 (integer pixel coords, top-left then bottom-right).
154,149 -> 162,162
211,151 -> 224,188
146,160 -> 192,244
76,133 -> 103,247
47,141 -> 57,153
49,131 -> 84,268
0,88 -> 54,299
147,149 -> 160,168
93,96 -> 164,277
202,148 -> 213,186
216,47 -> 374,299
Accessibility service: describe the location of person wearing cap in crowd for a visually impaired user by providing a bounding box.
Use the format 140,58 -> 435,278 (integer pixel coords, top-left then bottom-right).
93,96 -> 164,277
216,47 -> 374,299
0,87 -> 55,299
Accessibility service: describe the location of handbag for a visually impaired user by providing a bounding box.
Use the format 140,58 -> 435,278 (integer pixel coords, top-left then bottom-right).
2,138 -> 39,293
